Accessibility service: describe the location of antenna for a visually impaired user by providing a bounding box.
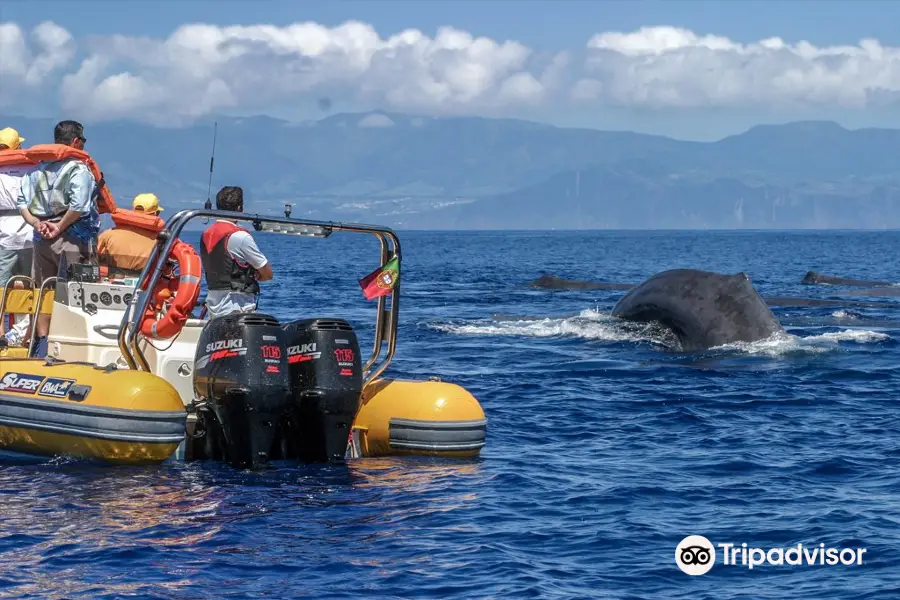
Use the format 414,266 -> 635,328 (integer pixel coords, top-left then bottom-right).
204,121 -> 217,212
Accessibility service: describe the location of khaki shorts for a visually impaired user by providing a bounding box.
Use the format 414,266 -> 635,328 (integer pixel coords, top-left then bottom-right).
32,236 -> 93,285
0,247 -> 33,286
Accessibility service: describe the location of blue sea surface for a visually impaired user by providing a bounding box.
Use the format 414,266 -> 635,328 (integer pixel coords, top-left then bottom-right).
2,229 -> 900,599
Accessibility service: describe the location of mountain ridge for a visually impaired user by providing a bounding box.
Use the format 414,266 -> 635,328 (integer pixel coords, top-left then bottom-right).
2,112 -> 899,228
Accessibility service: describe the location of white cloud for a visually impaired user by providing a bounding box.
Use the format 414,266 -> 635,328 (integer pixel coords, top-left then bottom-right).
0,21 -> 75,108
581,26 -> 900,109
3,20 -> 900,122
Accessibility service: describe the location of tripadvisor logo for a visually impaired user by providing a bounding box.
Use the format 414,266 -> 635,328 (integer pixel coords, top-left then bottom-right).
676,535 -> 715,575
675,535 -> 867,574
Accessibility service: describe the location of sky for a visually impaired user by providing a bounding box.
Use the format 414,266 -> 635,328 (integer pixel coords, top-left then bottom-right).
3,0 -> 900,140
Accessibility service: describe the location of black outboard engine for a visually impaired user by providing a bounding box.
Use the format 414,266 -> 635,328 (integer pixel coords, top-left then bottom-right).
193,313 -> 291,469
281,318 -> 363,462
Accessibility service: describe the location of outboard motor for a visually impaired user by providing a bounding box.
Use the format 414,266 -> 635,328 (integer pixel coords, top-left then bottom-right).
281,318 -> 363,462
193,313 -> 291,469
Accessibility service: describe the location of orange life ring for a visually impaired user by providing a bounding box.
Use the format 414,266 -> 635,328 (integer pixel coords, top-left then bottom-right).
0,143 -> 117,214
139,240 -> 202,340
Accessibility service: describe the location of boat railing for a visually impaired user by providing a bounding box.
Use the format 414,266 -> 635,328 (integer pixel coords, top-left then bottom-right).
0,275 -> 59,353
0,275 -> 35,320
116,209 -> 401,387
28,276 -> 56,353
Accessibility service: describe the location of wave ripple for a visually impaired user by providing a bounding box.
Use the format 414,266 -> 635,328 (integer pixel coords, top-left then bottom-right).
3,230 -> 900,598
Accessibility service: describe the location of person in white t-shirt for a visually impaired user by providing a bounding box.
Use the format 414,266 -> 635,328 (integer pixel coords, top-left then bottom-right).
199,186 -> 272,319
0,129 -> 36,345
0,128 -> 34,287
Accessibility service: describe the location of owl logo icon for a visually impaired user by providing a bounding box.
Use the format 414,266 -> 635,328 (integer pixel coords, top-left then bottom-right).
675,535 -> 716,575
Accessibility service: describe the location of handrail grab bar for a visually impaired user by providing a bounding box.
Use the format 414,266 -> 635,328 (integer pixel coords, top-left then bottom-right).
116,209 -> 402,380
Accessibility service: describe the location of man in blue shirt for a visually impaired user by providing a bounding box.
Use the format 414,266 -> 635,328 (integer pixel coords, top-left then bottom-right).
16,120 -> 100,356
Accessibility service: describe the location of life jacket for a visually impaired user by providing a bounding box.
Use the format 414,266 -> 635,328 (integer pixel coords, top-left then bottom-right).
200,221 -> 259,295
97,208 -> 166,276
0,144 -> 118,215
110,208 -> 165,235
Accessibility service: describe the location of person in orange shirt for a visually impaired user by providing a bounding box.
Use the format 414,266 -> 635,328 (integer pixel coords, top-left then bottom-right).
97,193 -> 164,276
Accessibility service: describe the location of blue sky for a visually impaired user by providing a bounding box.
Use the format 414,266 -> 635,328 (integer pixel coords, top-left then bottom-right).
5,0 -> 900,50
2,0 -> 899,140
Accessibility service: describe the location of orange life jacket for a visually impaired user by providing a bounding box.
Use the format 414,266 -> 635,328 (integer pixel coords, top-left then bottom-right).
110,208 -> 165,234
0,143 -> 118,214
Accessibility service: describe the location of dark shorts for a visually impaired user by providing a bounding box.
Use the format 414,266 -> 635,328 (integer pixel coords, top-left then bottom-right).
32,236 -> 93,285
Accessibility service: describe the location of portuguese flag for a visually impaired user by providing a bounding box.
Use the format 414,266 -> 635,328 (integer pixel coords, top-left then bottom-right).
359,255 -> 400,300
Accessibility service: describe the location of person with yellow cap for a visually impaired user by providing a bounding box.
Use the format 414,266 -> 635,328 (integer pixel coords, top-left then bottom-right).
97,193 -> 164,276
0,126 -> 34,285
0,126 -> 33,346
132,193 -> 163,215
0,127 -> 24,150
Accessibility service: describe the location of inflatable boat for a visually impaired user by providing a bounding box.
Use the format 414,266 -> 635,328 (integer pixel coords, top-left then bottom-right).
0,359 -> 185,464
0,149 -> 486,467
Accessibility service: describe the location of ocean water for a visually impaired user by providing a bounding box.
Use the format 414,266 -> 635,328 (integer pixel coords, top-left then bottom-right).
2,229 -> 900,599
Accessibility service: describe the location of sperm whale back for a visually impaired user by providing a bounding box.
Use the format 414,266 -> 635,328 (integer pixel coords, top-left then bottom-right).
611,269 -> 785,351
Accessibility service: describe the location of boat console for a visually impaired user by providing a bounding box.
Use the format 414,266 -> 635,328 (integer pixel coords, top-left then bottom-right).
60,279 -> 136,312
47,264 -> 204,408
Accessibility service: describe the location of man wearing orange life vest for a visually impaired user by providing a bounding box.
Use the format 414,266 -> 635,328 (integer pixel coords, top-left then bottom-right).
97,193 -> 163,275
200,186 -> 272,319
17,120 -> 100,358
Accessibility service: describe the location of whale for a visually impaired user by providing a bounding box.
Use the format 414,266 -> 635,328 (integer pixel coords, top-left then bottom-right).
524,274 -> 634,291
801,271 -> 896,287
763,296 -> 900,308
832,288 -> 900,298
611,269 -> 785,351
523,273 -> 900,308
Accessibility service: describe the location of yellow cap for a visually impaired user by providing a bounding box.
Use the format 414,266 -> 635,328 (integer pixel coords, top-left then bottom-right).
133,193 -> 163,213
0,127 -> 24,150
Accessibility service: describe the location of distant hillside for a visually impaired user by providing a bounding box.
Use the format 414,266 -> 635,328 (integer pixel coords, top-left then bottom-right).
446,162 -> 900,229
4,112 -> 900,228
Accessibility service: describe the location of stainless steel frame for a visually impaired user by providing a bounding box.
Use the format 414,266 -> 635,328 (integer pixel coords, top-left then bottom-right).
0,275 -> 57,354
0,275 -> 35,318
115,209 -> 401,387
0,275 -> 35,350
30,277 -> 57,354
